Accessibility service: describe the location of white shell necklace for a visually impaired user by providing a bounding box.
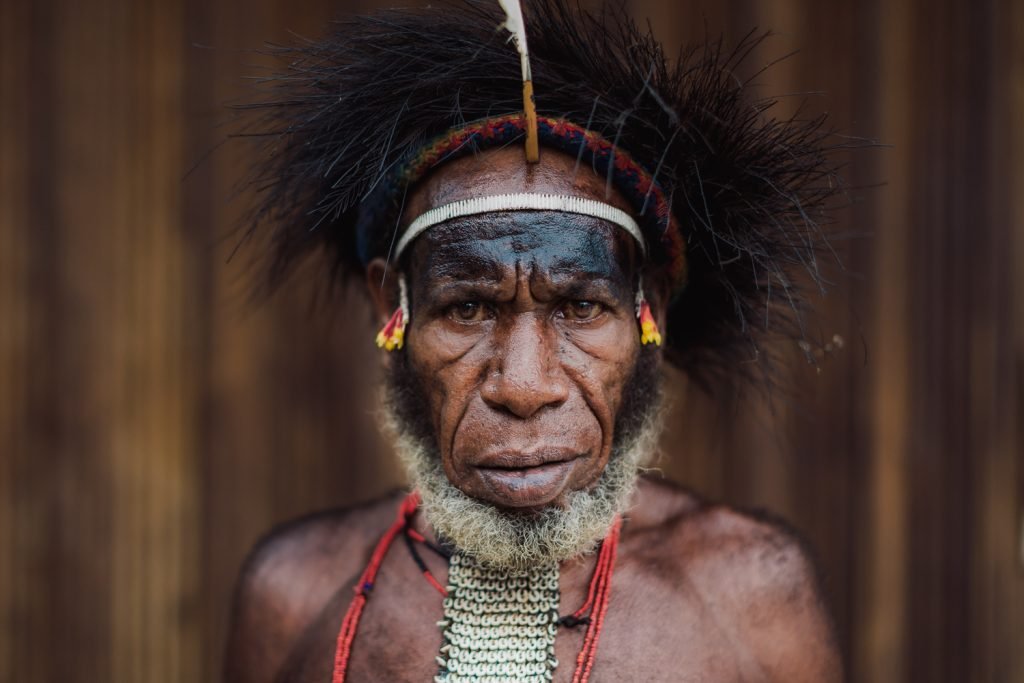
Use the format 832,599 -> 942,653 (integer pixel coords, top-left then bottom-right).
435,552 -> 561,683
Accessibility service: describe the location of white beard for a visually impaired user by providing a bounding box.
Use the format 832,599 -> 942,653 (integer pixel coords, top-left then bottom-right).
381,405 -> 663,572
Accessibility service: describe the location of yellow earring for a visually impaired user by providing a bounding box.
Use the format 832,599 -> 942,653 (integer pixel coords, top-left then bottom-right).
375,274 -> 409,351
636,283 -> 662,346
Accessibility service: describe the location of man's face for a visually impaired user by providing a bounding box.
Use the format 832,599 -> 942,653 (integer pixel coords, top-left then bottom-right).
370,147 -> 651,513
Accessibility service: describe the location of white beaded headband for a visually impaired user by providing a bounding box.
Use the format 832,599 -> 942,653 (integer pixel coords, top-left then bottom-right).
394,193 -> 646,260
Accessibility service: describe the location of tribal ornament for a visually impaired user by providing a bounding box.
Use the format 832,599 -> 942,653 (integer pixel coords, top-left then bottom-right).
497,0 -> 539,163
636,288 -> 662,347
436,553 -> 561,682
356,115 -> 686,292
242,0 -> 852,390
395,193 -> 646,261
376,274 -> 409,351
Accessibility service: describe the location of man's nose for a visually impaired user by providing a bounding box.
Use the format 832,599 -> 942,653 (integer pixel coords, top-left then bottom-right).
480,314 -> 570,419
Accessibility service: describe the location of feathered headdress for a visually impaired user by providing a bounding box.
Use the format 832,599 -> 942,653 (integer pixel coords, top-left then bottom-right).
236,0 -> 849,391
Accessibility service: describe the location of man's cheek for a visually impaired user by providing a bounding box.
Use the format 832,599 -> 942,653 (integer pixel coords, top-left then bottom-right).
430,366 -> 481,476
562,357 -> 631,431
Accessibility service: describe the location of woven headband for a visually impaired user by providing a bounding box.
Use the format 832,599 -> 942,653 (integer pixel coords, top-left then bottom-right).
357,114 -> 687,291
395,193 -> 645,259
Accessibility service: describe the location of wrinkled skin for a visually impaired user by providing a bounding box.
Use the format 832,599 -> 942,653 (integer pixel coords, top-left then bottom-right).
399,211 -> 641,509
224,148 -> 843,682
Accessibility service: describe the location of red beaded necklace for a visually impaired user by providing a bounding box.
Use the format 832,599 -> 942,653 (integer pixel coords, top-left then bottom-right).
331,492 -> 622,683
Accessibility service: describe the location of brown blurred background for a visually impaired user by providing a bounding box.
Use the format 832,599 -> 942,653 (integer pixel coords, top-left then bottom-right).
1,0 -> 1022,681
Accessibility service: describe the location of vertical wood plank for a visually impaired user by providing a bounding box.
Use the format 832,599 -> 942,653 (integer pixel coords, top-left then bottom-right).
0,0 -> 33,680
973,0 -> 1024,680
37,0 -> 202,680
1011,0 -> 1024,680
854,0 -> 912,679
901,1 -> 997,680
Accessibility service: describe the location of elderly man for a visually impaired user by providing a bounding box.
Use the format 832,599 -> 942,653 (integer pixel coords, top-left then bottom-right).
225,2 -> 844,681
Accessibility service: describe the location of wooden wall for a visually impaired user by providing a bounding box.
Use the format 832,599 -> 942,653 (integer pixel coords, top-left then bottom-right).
1,0 -> 1021,681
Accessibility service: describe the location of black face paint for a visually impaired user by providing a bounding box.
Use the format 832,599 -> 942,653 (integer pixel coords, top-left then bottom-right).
407,212 -> 639,312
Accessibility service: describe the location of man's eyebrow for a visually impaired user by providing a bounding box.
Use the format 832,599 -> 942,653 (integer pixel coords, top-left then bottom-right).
545,264 -> 621,281
547,276 -> 626,300
544,258 -> 629,285
422,249 -> 505,281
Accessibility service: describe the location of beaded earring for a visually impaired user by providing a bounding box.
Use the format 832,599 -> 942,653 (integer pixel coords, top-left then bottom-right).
636,283 -> 662,346
375,274 -> 409,351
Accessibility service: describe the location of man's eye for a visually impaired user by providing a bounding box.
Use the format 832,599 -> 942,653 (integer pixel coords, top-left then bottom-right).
449,302 -> 490,322
562,300 -> 603,321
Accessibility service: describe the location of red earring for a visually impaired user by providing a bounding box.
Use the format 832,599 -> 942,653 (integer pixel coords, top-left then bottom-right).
376,275 -> 409,351
636,283 -> 662,346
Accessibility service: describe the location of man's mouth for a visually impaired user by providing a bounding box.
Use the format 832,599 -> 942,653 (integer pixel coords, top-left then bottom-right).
473,451 -> 580,508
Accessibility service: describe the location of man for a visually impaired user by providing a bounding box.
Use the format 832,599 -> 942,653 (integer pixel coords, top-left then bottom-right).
225,2 -> 845,681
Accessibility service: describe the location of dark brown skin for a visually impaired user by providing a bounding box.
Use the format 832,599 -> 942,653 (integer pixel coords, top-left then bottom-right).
401,209 -> 640,509
224,148 -> 842,683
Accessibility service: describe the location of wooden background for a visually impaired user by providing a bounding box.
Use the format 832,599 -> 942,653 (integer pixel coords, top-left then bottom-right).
1,0 -> 1022,681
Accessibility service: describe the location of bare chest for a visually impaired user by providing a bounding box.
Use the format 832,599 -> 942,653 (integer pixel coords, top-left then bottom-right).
277,562 -> 748,683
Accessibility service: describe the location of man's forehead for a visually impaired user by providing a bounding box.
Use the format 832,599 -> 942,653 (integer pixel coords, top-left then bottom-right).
410,212 -> 635,283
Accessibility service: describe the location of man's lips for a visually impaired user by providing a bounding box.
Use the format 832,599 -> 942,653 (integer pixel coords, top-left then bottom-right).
473,449 -> 579,470
472,450 -> 581,508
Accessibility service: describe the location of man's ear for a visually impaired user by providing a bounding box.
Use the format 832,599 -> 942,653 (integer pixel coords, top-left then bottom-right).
365,258 -> 402,326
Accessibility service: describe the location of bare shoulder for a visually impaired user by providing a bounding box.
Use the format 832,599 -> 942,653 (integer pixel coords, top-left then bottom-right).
626,476 -> 829,608
625,477 -> 842,681
223,490 -> 408,683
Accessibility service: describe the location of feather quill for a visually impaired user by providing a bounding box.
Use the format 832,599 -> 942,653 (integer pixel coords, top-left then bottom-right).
498,0 -> 539,162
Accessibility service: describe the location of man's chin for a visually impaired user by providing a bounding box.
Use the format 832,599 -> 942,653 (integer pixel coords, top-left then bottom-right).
383,408 -> 662,571
415,469 -> 625,571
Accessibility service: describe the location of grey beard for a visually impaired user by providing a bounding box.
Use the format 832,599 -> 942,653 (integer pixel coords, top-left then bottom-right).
380,404 -> 663,572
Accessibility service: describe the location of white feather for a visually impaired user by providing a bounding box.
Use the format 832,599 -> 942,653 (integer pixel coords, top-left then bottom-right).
498,0 -> 532,81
